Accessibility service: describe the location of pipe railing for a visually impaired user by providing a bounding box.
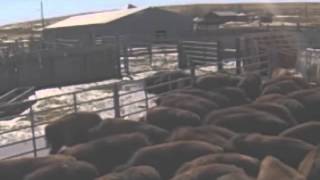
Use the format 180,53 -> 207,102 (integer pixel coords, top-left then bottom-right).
0,50 -> 275,160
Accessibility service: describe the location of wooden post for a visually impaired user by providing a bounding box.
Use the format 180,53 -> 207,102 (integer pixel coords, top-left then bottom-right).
235,38 -> 242,75
113,83 -> 121,118
217,41 -> 223,71
29,106 -> 38,157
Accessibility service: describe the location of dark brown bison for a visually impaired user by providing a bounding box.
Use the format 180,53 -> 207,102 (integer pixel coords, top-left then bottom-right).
168,126 -> 236,149
171,163 -> 244,180
176,153 -> 260,177
272,98 -> 306,123
142,106 -> 201,131
231,133 -> 314,168
262,80 -> 302,95
298,145 -> 320,180
195,74 -> 240,91
88,118 -> 169,144
237,73 -> 262,100
217,172 -> 254,180
288,90 -> 320,120
206,111 -> 289,135
45,112 -> 103,154
0,155 -> 75,180
144,71 -> 191,94
171,88 -> 231,108
255,95 -> 306,122
262,75 -> 310,90
155,93 -> 219,118
279,122 -> 320,145
255,93 -> 285,103
61,133 -> 150,174
257,156 -> 306,180
23,160 -> 98,180
214,87 -> 251,106
123,141 -> 223,179
96,166 -> 161,180
245,102 -> 297,126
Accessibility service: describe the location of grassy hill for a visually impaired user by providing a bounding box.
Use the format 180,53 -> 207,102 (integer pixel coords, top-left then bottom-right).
161,2 -> 320,17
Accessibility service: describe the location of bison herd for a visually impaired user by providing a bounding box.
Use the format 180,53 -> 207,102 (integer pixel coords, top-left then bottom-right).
2,70 -> 320,180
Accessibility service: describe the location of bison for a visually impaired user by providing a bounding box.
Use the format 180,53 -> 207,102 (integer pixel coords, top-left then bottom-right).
123,141 -> 223,179
142,106 -> 201,131
88,118 -> 169,144
23,160 -> 98,180
96,166 -> 161,180
61,133 -> 150,174
231,133 -> 314,168
0,155 -> 75,180
45,112 -> 103,154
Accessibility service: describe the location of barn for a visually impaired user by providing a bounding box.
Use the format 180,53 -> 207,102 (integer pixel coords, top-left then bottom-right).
43,7 -> 194,44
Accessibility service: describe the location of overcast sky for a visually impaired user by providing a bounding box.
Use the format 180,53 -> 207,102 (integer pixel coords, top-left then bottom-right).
0,0 -> 317,25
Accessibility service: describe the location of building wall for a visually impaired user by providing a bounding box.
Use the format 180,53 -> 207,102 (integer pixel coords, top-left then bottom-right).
43,8 -> 194,44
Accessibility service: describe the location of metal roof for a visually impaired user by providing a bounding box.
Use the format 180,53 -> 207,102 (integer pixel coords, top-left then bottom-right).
46,7 -> 147,29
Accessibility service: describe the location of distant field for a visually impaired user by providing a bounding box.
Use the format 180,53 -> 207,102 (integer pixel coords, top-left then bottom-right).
161,3 -> 320,17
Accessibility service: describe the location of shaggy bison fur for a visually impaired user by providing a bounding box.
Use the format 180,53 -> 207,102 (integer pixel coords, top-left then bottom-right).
279,121 -> 320,145
168,126 -> 236,149
61,133 -> 150,174
237,73 -> 262,100
231,133 -> 314,168
155,93 -> 219,118
96,166 -> 161,180
144,71 -> 191,94
88,118 -> 169,144
206,110 -> 289,135
0,155 -> 75,180
123,141 -> 223,179
23,160 -> 98,180
45,112 -> 102,154
298,145 -> 320,180
195,74 -> 240,91
171,163 -> 244,180
176,153 -> 260,177
142,106 -> 201,131
257,156 -> 305,180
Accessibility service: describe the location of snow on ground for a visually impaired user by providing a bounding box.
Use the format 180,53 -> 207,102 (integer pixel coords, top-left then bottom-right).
0,52 -> 238,159
0,54 -> 176,159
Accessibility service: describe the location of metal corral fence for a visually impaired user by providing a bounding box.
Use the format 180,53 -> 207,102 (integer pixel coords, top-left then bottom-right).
121,40 -> 179,78
0,49 -> 274,160
297,48 -> 320,82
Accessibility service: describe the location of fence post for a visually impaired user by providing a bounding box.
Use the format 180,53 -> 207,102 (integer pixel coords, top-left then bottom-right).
177,41 -> 185,69
123,45 -> 130,77
217,41 -> 223,71
148,44 -> 153,66
143,82 -> 149,111
29,106 -> 38,158
235,38 -> 242,75
268,48 -> 278,79
73,93 -> 78,112
190,60 -> 196,77
113,83 -> 121,118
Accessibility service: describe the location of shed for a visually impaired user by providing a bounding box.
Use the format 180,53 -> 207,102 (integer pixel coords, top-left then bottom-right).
43,7 -> 193,44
